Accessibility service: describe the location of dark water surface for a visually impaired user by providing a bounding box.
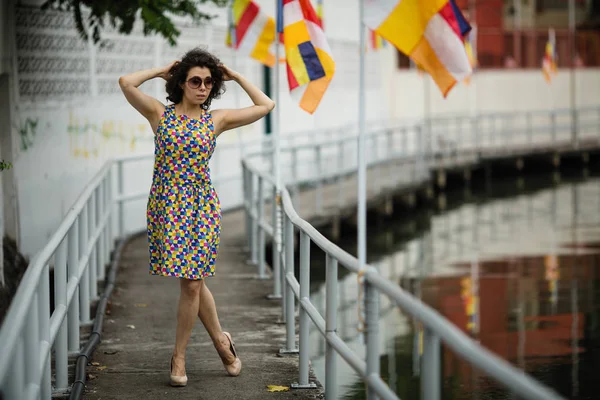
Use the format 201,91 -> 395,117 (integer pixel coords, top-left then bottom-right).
307,171 -> 600,399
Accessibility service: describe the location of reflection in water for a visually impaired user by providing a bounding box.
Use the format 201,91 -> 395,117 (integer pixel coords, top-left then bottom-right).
308,175 -> 600,399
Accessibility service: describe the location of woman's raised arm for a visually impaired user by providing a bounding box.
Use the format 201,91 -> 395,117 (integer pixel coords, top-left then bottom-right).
212,64 -> 275,136
118,61 -> 176,131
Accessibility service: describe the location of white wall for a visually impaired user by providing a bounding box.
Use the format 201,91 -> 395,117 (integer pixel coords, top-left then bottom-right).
7,1 -> 600,257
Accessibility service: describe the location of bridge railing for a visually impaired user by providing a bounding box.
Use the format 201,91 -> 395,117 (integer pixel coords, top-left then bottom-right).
240,107 -> 600,399
0,162 -> 117,400
1,106 -> 598,399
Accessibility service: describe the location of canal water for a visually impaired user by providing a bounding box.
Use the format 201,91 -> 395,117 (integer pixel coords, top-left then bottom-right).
307,170 -> 600,399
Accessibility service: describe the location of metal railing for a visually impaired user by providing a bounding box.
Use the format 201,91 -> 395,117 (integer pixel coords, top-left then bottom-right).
0,106 -> 598,399
0,162 -> 116,399
240,106 -> 600,400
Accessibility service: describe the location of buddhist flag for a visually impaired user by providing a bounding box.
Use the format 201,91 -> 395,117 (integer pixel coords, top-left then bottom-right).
463,24 -> 477,85
226,0 -> 276,67
364,0 -> 472,97
278,0 -> 335,114
542,28 -> 557,83
316,0 -> 324,28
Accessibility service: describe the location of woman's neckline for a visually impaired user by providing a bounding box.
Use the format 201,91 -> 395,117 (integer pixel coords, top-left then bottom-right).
173,104 -> 207,121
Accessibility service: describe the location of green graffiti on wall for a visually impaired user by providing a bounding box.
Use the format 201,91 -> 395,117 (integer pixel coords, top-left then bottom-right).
16,117 -> 39,151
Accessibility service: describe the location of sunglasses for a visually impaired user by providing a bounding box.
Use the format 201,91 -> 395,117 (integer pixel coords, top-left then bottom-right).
186,76 -> 213,89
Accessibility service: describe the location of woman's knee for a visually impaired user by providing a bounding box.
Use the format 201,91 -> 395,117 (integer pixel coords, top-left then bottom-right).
180,278 -> 204,298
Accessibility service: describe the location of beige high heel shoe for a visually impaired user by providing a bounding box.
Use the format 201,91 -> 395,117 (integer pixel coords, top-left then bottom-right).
221,332 -> 242,377
169,356 -> 188,387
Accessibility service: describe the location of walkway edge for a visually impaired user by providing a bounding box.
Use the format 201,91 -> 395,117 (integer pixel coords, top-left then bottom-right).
69,232 -> 144,400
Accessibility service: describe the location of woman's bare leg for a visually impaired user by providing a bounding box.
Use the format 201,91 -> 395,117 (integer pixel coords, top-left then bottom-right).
197,283 -> 236,364
172,279 -> 203,376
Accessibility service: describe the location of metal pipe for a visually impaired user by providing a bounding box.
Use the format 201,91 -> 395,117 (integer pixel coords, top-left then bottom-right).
257,177 -> 267,278
67,223 -> 80,353
90,188 -> 98,300
325,254 -> 338,400
569,0 -> 577,145
250,173 -> 258,264
281,215 -> 298,353
97,181 -> 106,281
365,280 -> 380,400
38,264 -> 52,399
24,291 -> 40,391
269,183 -> 282,298
357,0 -> 367,301
293,231 -> 316,388
54,238 -> 69,390
422,328 -> 441,400
117,160 -> 125,237
79,204 -> 91,324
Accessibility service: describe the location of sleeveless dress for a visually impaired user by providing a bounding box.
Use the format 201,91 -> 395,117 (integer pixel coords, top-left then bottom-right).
146,104 -> 221,280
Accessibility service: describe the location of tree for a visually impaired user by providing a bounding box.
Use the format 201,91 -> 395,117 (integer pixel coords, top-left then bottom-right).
41,0 -> 230,46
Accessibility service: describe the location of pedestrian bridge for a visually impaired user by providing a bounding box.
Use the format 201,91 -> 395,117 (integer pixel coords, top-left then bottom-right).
1,107 -> 599,399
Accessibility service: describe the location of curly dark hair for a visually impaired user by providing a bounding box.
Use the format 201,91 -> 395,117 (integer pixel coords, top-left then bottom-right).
165,47 -> 226,110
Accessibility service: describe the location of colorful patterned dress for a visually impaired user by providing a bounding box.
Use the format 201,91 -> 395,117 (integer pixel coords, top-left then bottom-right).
146,104 -> 221,280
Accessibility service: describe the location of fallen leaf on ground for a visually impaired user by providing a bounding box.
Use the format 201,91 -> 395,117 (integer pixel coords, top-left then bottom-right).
126,324 -> 135,329
96,366 -> 108,371
134,303 -> 147,308
91,362 -> 100,366
87,374 -> 96,380
267,385 -> 290,392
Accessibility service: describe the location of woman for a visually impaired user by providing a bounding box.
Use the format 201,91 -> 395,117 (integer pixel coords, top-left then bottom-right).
118,47 -> 275,387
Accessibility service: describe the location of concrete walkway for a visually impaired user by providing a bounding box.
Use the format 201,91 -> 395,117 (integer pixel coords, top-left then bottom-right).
83,209 -> 323,400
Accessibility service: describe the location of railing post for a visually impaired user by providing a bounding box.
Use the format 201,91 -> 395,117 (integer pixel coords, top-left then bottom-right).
280,214 -> 298,354
421,328 -> 441,400
24,291 -> 40,394
97,180 -> 106,282
67,222 -> 81,353
257,176 -> 267,279
292,231 -> 316,389
39,263 -> 52,399
249,172 -> 258,265
54,238 -> 69,390
117,160 -> 125,238
365,274 -> 380,400
268,184 -> 282,299
325,254 -> 338,400
89,188 -> 98,300
106,168 -> 115,253
79,203 -> 91,323
244,167 -> 252,252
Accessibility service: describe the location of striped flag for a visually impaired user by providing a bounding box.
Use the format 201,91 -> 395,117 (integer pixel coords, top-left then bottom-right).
278,0 -> 335,114
364,0 -> 472,97
368,29 -> 387,51
226,0 -> 276,67
542,28 -> 557,83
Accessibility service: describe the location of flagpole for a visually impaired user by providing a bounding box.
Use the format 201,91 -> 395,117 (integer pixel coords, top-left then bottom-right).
274,0 -> 283,262
358,1 -> 367,277
568,0 -> 577,146
228,1 -> 244,149
548,28 -> 556,113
